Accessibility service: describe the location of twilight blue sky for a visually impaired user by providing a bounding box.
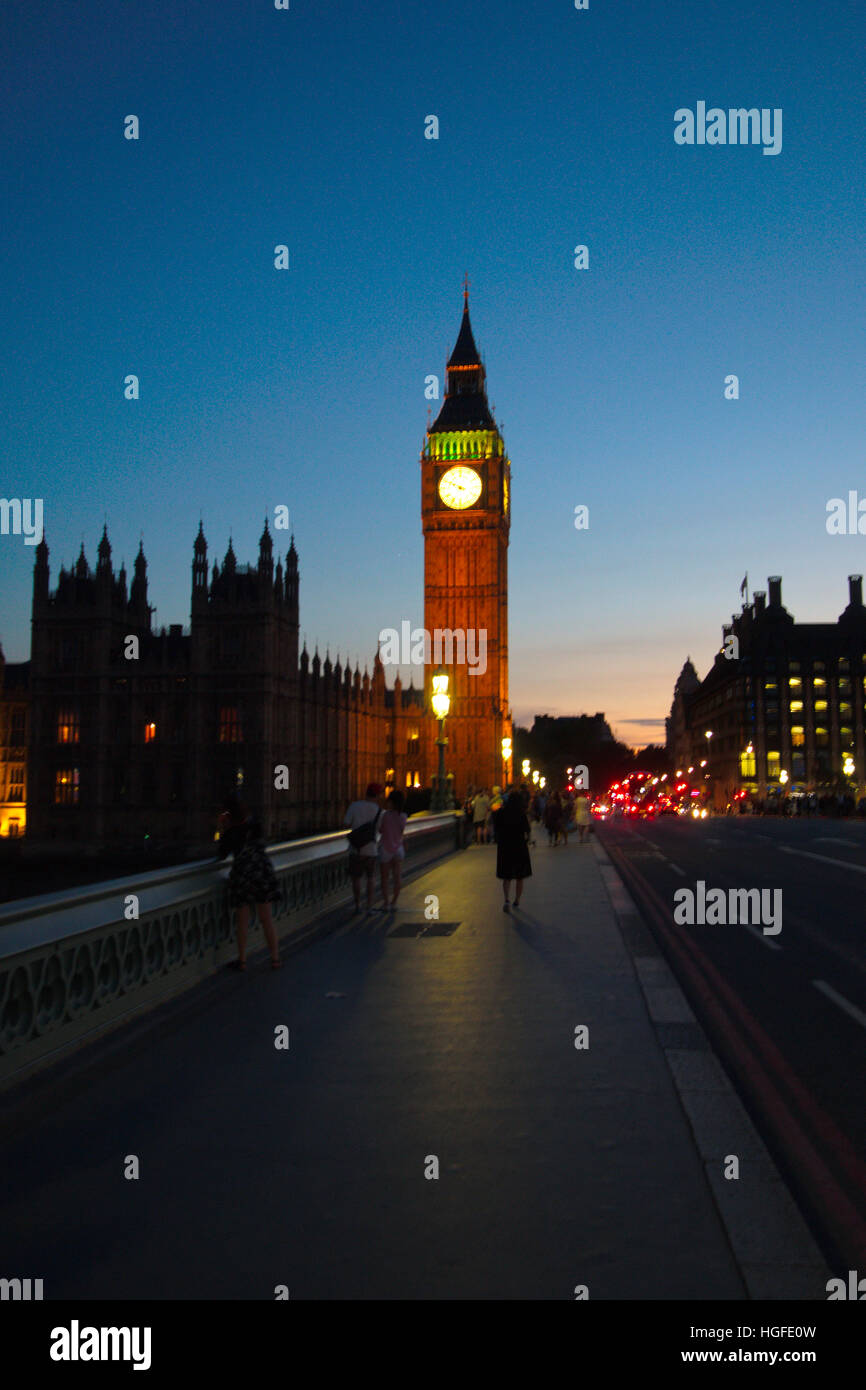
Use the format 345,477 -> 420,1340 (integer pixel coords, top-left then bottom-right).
3,0 -> 866,745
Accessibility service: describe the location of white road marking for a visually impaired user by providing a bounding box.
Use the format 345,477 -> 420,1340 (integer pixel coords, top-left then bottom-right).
667,862 -> 686,875
743,923 -> 782,951
812,837 -> 857,848
780,845 -> 866,874
813,979 -> 866,1030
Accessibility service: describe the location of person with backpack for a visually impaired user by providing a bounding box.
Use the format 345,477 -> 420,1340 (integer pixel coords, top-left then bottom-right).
344,782 -> 383,913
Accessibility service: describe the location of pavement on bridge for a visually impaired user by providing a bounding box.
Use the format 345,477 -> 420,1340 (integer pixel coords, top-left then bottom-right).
0,833 -> 828,1299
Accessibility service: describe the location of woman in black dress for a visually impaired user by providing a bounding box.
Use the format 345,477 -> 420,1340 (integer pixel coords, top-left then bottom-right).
217,795 -> 281,970
493,789 -> 533,913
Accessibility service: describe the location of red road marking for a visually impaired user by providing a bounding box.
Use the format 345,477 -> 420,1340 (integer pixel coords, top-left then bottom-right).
606,841 -> 866,1267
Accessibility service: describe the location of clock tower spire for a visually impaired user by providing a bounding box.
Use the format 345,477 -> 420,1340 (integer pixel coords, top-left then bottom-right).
421,287 -> 511,799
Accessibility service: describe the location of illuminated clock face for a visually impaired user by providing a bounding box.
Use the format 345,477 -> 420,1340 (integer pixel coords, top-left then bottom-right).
439,465 -> 482,510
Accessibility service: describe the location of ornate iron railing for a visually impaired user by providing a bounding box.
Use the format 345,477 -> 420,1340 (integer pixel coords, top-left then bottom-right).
0,813 -> 465,1087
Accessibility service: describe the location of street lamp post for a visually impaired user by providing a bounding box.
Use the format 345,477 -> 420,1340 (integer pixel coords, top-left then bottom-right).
705,730 -> 714,808
430,668 -> 453,812
501,735 -> 512,787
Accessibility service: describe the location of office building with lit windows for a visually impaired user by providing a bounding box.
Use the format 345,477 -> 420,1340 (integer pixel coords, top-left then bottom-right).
667,576 -> 866,804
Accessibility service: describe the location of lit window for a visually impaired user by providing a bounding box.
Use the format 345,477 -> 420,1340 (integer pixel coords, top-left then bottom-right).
815,727 -> 829,748
840,702 -> 852,719
790,726 -> 805,748
405,772 -> 412,788
788,677 -> 802,691
789,700 -> 803,713
9,768 -> 24,801
841,726 -> 854,747
764,681 -> 778,693
813,677 -> 827,690
814,700 -> 828,714
739,750 -> 756,778
144,722 -> 157,743
57,709 -> 80,743
413,772 -> 421,788
766,751 -> 781,779
55,768 -> 80,805
219,707 -> 242,743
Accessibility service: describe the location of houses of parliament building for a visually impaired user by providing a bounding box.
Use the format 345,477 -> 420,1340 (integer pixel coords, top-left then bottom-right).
0,291 -> 514,851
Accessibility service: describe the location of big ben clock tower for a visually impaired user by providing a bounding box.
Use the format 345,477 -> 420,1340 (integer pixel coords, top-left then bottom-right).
422,281 -> 511,798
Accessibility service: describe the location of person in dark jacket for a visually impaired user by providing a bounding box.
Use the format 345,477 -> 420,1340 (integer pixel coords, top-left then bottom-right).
544,791 -> 563,846
493,789 -> 532,912
217,794 -> 281,970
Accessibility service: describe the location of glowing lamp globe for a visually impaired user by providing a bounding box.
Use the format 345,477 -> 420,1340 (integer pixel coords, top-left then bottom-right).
431,671 -> 450,720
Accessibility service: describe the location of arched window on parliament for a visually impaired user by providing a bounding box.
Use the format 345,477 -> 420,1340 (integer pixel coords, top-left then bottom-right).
57,708 -> 80,744
407,726 -> 420,758
219,707 -> 242,743
55,768 -> 80,806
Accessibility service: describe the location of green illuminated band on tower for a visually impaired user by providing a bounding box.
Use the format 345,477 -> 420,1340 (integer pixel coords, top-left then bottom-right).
425,430 -> 504,460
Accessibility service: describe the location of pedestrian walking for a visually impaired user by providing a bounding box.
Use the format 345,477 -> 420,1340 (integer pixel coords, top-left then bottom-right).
575,792 -> 593,843
488,785 -> 504,842
560,793 -> 574,846
472,788 -> 490,844
344,782 -> 383,912
494,789 -> 532,912
544,791 -> 563,846
217,794 -> 282,970
378,789 -> 408,910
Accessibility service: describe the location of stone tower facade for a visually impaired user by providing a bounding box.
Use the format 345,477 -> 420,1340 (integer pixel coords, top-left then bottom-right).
421,287 -> 512,795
